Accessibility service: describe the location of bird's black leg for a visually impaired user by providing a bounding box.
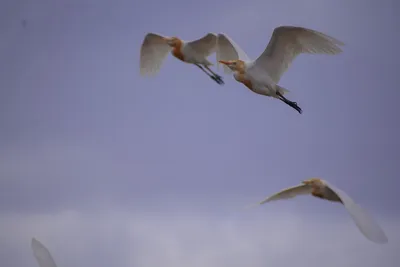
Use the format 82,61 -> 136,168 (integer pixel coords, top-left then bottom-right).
204,66 -> 224,85
195,64 -> 224,85
276,91 -> 302,114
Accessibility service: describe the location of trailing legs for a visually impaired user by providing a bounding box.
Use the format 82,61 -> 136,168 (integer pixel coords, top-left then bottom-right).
276,91 -> 302,114
195,64 -> 224,85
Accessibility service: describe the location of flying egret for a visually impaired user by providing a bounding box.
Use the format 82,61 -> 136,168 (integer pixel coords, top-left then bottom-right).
251,178 -> 388,244
31,238 -> 58,267
216,26 -> 344,113
140,33 -> 224,85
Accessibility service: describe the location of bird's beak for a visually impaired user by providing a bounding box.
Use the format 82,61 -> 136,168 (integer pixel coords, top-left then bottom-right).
218,60 -> 230,66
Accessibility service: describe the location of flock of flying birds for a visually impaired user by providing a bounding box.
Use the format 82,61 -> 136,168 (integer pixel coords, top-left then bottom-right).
139,25 -> 388,244
140,25 -> 345,114
29,25 -> 387,267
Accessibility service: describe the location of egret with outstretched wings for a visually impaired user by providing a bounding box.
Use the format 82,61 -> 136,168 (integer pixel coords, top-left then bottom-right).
217,26 -> 344,113
251,178 -> 388,244
140,33 -> 224,85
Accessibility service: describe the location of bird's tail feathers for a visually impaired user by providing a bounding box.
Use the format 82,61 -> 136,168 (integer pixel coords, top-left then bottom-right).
276,85 -> 290,95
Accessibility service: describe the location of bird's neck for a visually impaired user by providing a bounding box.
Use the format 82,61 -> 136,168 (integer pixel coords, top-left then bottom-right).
236,60 -> 246,73
234,72 -> 253,90
171,42 -> 184,61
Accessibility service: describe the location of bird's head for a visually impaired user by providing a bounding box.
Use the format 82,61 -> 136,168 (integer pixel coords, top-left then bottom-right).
302,178 -> 322,186
218,60 -> 245,72
163,37 -> 182,47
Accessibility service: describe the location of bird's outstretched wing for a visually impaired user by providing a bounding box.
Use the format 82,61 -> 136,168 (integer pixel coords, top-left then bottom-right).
216,33 -> 251,74
186,33 -> 218,58
253,26 -> 344,83
255,184 -> 312,206
322,180 -> 388,244
31,238 -> 58,267
140,33 -> 171,76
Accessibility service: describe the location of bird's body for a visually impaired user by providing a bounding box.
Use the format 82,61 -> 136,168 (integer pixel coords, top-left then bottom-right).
169,39 -> 212,65
304,178 -> 343,203
140,33 -> 224,84
230,62 -> 287,97
217,26 -> 345,113
252,178 -> 388,244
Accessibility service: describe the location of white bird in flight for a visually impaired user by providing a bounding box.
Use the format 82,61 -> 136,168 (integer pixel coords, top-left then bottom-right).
251,178 -> 388,244
216,26 -> 344,114
31,238 -> 58,267
140,32 -> 224,85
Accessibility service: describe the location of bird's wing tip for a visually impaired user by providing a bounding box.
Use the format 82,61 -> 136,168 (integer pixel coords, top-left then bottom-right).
377,237 -> 389,244
366,231 -> 389,244
31,238 -> 42,250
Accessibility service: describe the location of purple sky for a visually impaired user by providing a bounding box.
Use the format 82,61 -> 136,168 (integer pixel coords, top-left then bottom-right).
1,0 -> 399,266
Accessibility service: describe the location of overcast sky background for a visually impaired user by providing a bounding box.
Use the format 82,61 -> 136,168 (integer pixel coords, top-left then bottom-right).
1,0 -> 399,266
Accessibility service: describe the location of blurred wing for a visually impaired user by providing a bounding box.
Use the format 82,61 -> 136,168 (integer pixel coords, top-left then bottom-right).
254,26 -> 344,83
256,184 -> 312,205
31,238 -> 58,267
323,180 -> 388,244
187,33 -> 218,57
216,33 -> 251,74
140,33 -> 171,76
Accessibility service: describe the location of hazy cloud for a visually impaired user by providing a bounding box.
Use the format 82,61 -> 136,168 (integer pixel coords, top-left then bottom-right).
1,209 -> 399,267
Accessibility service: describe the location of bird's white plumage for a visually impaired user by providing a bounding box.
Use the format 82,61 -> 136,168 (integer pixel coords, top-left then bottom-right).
252,26 -> 345,83
140,33 -> 172,76
216,26 -> 344,84
186,33 -> 218,58
323,180 -> 388,244
216,33 -> 251,74
140,32 -> 220,74
31,238 -> 58,267
258,184 -> 313,204
255,179 -> 388,244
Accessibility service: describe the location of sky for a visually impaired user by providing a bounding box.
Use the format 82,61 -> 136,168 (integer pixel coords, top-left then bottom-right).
0,0 -> 399,266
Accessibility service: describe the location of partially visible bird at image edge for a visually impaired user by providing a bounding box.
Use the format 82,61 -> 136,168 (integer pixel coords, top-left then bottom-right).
140,33 -> 224,85
217,26 -> 345,114
31,238 -> 58,267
